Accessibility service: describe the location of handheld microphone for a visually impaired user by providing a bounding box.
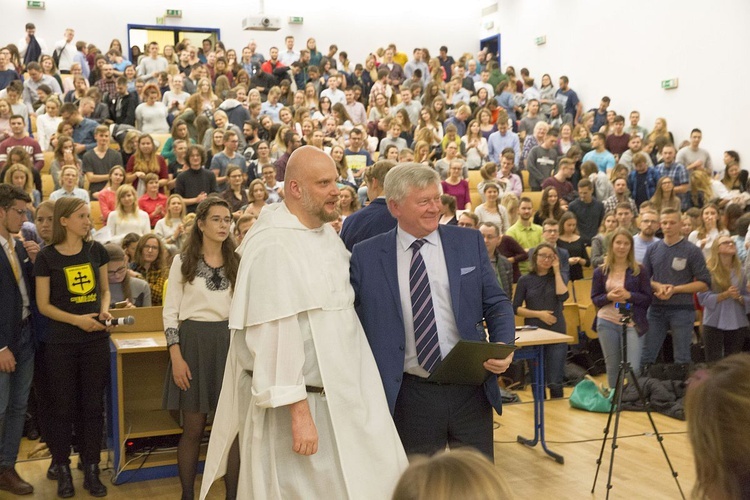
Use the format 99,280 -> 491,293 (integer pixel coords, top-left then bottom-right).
104,316 -> 136,327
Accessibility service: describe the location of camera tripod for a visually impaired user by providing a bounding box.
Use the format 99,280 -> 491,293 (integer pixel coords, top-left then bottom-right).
591,312 -> 685,499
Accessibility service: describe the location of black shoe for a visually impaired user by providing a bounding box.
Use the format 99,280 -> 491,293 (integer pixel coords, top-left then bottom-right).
83,464 -> 107,497
57,464 -> 74,498
47,463 -> 59,481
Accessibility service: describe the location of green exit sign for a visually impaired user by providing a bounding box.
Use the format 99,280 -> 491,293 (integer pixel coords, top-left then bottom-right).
288,16 -> 304,24
661,78 -> 679,90
535,36 -> 546,46
26,0 -> 45,9
166,9 -> 182,17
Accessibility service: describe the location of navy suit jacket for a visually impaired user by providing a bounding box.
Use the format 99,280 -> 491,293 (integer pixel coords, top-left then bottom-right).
350,224 -> 515,415
340,198 -> 397,252
0,239 -> 35,352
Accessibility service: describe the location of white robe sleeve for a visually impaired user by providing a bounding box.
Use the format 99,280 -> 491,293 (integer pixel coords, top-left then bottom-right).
246,315 -> 309,409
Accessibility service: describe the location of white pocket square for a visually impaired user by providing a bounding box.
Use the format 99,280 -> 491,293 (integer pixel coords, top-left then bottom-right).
460,266 -> 476,275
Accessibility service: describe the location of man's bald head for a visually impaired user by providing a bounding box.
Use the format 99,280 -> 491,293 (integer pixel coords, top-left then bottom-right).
284,146 -> 341,228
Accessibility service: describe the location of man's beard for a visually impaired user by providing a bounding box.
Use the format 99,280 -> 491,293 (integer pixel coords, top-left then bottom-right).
301,187 -> 339,223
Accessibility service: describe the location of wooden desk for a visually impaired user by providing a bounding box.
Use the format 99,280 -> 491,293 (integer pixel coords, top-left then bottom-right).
513,328 -> 570,464
108,307 -> 207,484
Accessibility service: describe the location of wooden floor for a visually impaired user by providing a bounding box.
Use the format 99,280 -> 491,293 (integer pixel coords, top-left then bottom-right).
15,378 -> 694,499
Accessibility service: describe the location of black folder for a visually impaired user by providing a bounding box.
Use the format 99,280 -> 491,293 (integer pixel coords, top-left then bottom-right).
427,340 -> 518,385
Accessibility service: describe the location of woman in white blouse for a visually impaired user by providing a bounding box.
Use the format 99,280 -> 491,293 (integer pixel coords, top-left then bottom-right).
35,96 -> 62,151
474,182 -> 511,234
162,198 -> 240,500
154,194 -> 188,253
106,184 -> 151,245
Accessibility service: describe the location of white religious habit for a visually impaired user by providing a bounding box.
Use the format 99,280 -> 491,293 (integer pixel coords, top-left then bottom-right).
200,202 -> 408,500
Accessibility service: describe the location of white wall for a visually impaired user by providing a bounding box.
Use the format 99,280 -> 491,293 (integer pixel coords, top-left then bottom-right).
6,0 -> 482,72
481,0 -> 750,169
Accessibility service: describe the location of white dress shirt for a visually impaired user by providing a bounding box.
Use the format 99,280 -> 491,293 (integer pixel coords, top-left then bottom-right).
396,226 -> 460,377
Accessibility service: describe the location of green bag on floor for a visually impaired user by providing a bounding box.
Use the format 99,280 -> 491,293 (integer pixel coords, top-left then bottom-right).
569,377 -> 613,413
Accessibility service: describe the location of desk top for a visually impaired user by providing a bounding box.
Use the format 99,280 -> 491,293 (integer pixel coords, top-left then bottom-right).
515,328 -> 570,347
111,331 -> 166,353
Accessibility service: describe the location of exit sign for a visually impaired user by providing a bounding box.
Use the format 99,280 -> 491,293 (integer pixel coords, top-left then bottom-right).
166,9 -> 182,17
26,0 -> 45,9
288,16 -> 304,24
535,36 -> 546,46
661,78 -> 679,90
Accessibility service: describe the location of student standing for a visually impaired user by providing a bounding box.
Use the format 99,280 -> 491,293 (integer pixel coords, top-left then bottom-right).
35,197 -> 111,498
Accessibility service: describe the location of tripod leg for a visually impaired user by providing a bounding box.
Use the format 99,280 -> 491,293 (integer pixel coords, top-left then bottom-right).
603,362 -> 629,499
591,361 -> 623,494
626,366 -> 686,500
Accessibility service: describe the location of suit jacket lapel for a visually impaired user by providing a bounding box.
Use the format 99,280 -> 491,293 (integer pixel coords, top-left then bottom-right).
439,226 -> 462,321
380,229 -> 403,324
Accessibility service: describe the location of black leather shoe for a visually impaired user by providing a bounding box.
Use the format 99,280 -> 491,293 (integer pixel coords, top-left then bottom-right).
57,464 -> 74,498
83,464 -> 107,497
47,463 -> 59,480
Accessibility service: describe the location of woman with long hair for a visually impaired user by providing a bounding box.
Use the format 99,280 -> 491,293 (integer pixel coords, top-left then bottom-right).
331,102 -> 354,139
513,243 -> 569,398
155,194 -> 188,253
591,228 -> 652,388
135,83 -> 170,134
395,108 -> 414,145
476,108 -> 497,141
125,133 -> 168,195
557,122 -> 575,155
431,95 -> 447,124
474,182 -> 511,234
162,198 -> 240,500
538,73 -> 555,116
35,95 -> 62,151
338,185 -> 361,219
688,169 -> 715,209
35,197 -> 112,497
697,236 -> 750,363
0,98 -> 12,142
557,211 -> 591,281
196,77 -> 219,116
105,243 -> 151,308
533,186 -> 564,226
161,119 -> 193,164
649,176 -> 681,214
304,82 -> 320,112
50,136 -> 83,190
4,163 -> 41,210
106,184 -> 150,245
367,92 -> 389,138
415,107 -> 442,146
721,160 -> 748,192
501,192 -> 520,226
462,119 -> 488,170
119,129 -> 140,167
647,117 -> 674,146
590,211 -> 618,268
329,145 -> 354,187
689,203 -> 729,260
130,234 -> 168,306
245,178 -> 269,218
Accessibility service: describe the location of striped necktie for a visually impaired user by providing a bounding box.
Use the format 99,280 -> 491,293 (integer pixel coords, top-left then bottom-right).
410,239 -> 441,372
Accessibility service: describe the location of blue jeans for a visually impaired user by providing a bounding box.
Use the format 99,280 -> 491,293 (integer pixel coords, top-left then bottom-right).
0,321 -> 34,467
642,306 -> 695,365
597,317 -> 644,388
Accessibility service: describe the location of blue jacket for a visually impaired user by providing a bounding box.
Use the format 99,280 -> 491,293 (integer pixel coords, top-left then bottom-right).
350,224 -> 515,415
591,264 -> 652,336
340,198 -> 396,252
0,239 -> 36,352
627,167 -> 660,204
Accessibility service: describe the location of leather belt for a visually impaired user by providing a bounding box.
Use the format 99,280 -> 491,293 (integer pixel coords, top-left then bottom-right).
245,370 -> 325,395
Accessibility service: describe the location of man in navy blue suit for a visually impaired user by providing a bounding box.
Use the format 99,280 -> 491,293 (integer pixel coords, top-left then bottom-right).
350,163 -> 515,459
0,185 -> 35,495
340,160 -> 397,252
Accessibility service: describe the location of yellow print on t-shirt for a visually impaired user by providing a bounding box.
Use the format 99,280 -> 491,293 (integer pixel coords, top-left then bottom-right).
64,263 -> 96,296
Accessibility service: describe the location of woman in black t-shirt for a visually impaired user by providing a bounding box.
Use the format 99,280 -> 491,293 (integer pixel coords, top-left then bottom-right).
35,197 -> 111,498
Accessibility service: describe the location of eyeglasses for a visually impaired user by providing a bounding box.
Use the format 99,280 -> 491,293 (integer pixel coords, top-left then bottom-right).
537,253 -> 555,260
108,266 -> 127,275
143,245 -> 159,252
